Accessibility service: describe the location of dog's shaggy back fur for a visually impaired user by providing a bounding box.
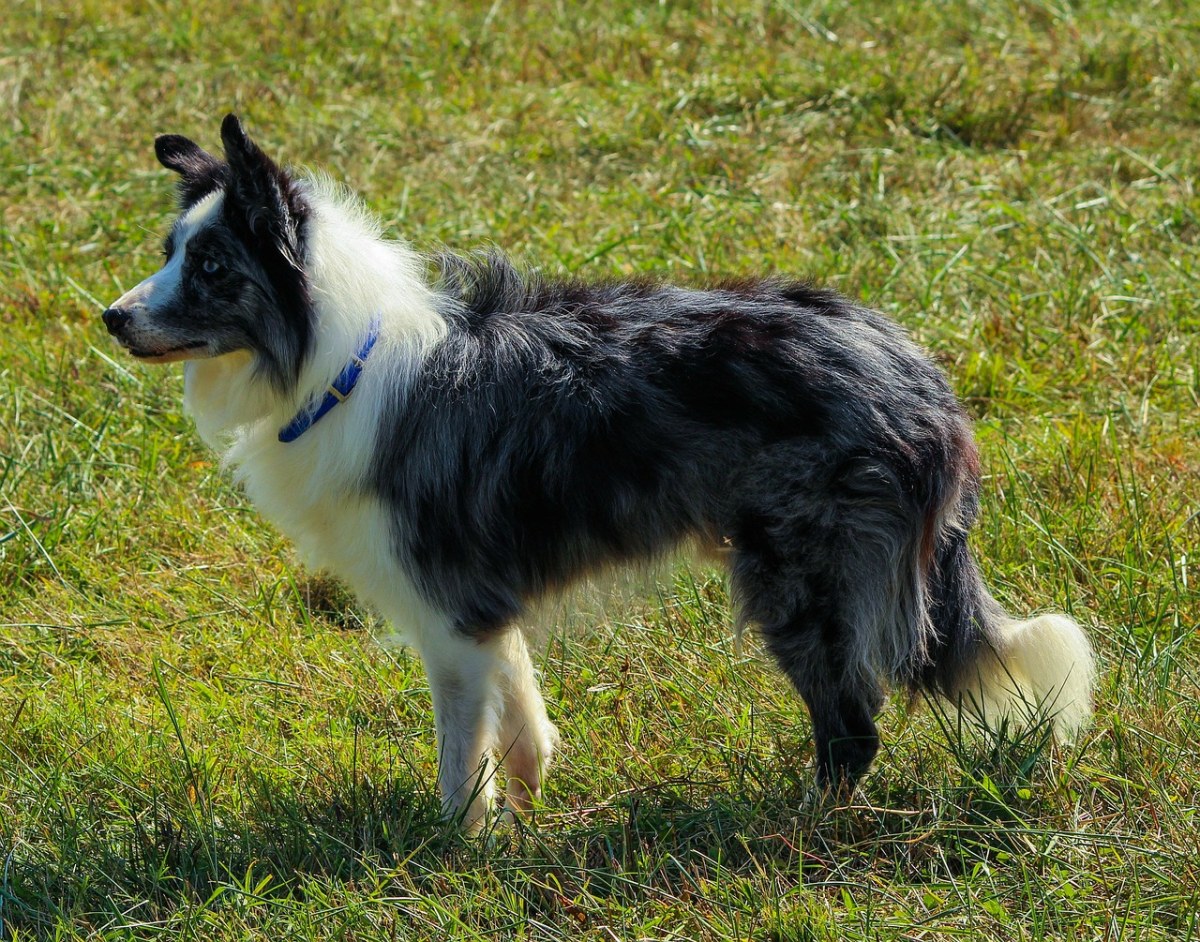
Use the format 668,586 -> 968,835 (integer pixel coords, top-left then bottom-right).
381,252 -> 965,657
105,116 -> 1095,825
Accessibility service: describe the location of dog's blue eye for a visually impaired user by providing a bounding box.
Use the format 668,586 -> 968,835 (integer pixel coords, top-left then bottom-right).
201,259 -> 222,276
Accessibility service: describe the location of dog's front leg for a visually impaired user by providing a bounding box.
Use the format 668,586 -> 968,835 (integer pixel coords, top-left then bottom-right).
413,626 -> 504,830
495,629 -> 560,814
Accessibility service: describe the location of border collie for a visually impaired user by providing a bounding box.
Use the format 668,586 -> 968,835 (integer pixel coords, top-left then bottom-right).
103,115 -> 1095,828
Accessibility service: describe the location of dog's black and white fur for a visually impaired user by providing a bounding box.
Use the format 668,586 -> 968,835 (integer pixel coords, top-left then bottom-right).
104,115 -> 1095,827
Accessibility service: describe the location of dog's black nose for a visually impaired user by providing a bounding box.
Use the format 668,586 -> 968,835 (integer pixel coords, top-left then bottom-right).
102,307 -> 132,335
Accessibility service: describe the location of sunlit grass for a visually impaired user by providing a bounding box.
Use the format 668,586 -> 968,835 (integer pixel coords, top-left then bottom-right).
1,0 -> 1198,938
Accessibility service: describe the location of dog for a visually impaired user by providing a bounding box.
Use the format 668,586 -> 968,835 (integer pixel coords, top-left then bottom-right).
103,115 -> 1095,828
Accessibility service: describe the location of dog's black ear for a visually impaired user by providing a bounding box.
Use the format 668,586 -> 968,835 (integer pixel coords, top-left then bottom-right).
155,134 -> 228,208
219,114 -> 307,257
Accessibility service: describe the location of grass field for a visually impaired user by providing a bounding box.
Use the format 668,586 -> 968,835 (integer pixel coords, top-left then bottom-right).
2,0 -> 1199,937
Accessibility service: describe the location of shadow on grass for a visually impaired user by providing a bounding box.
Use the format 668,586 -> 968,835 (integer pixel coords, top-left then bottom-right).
0,723 -> 1071,936
495,715 -> 1076,914
0,770 -> 453,934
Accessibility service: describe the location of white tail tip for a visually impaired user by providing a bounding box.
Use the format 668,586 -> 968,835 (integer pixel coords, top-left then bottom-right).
957,613 -> 1096,740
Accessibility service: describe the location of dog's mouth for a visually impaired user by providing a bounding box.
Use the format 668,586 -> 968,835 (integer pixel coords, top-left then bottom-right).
127,340 -> 210,364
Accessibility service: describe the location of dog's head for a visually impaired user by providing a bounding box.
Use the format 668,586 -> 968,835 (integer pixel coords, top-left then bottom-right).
104,114 -> 313,390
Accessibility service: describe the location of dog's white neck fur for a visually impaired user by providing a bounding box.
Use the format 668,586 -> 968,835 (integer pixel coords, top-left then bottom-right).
183,177 -> 445,451
178,177 -> 448,601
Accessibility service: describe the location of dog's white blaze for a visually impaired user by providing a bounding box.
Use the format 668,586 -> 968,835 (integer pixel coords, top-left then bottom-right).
115,193 -> 221,314
111,250 -> 184,314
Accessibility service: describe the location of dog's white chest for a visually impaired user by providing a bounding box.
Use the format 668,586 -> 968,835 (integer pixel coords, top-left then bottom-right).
229,429 -> 397,602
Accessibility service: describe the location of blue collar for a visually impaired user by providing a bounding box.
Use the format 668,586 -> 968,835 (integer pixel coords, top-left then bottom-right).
278,316 -> 381,443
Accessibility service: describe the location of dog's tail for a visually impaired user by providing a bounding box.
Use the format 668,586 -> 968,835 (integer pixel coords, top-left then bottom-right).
915,526 -> 1096,742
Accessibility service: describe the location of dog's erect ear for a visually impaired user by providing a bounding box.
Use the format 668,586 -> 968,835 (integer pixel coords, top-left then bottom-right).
155,134 -> 229,208
219,114 -> 307,257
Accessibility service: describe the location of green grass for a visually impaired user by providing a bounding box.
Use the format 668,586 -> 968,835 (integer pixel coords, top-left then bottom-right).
2,0 -> 1199,937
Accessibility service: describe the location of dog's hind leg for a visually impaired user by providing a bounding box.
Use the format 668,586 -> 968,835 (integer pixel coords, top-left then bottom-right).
494,630 -> 560,814
760,616 -> 884,790
729,472 -> 903,792
733,546 -> 886,789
